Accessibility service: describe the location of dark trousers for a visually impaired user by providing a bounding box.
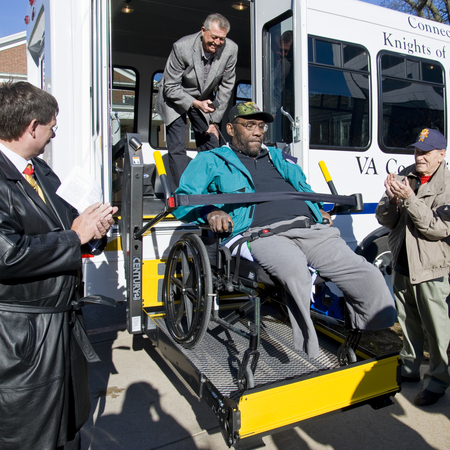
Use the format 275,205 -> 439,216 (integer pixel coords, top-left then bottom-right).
166,108 -> 220,189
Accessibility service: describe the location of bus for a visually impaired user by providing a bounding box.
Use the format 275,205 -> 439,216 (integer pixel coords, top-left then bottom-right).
24,0 -> 448,444
25,0 -> 449,303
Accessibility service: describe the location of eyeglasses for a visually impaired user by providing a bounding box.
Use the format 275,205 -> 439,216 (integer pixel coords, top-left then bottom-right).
233,121 -> 269,132
51,125 -> 58,135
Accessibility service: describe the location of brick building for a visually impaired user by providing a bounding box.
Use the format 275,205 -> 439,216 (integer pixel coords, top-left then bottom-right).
0,31 -> 27,83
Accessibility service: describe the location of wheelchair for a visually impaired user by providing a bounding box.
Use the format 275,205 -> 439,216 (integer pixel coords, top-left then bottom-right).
143,152 -> 365,390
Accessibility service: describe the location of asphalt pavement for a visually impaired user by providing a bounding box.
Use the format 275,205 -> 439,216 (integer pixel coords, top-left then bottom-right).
81,303 -> 450,450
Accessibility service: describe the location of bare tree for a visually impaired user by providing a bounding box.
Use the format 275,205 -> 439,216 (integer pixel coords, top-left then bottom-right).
381,0 -> 450,23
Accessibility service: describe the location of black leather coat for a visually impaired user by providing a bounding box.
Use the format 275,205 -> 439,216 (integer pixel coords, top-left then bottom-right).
0,152 -> 91,449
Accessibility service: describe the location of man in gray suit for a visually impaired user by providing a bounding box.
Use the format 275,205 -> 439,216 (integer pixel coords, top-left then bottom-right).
156,13 -> 238,187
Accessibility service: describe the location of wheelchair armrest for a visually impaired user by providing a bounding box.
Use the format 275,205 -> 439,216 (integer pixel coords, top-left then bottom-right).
198,221 -> 233,238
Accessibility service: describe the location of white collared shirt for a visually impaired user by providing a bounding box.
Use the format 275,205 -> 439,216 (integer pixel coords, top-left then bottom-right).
0,142 -> 32,177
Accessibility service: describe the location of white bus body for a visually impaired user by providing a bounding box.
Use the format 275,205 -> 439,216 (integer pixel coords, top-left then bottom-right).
25,0 -> 449,305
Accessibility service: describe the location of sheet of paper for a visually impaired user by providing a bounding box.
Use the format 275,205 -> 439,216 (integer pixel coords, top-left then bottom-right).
56,166 -> 103,213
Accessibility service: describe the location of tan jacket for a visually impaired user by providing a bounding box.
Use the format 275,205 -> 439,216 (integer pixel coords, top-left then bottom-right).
376,161 -> 450,284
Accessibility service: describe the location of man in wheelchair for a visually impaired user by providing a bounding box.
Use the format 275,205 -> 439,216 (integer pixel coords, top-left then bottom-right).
173,101 -> 396,358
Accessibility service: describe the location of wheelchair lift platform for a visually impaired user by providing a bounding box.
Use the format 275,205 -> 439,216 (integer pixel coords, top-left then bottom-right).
147,305 -> 399,446
119,136 -> 401,448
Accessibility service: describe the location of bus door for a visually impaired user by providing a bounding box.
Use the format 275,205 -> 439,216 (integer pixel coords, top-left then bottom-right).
253,0 -> 309,167
92,0 -> 113,203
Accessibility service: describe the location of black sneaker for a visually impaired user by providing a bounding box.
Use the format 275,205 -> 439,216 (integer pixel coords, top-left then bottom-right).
414,389 -> 444,406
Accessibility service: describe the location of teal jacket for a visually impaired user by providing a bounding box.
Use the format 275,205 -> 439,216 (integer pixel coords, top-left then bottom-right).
174,145 -> 323,239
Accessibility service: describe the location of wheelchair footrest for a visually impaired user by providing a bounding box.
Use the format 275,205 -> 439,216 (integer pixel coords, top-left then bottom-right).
222,298 -> 256,326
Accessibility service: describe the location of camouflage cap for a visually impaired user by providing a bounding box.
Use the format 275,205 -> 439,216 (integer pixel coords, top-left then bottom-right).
228,101 -> 274,124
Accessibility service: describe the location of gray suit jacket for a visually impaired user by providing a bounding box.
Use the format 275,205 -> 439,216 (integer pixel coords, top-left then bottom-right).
155,31 -> 238,126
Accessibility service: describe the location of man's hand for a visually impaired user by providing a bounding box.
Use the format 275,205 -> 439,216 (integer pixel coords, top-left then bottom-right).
320,209 -> 333,226
193,99 -> 216,114
206,124 -> 219,139
71,202 -> 118,244
385,173 -> 413,202
93,211 -> 116,240
206,209 -> 233,233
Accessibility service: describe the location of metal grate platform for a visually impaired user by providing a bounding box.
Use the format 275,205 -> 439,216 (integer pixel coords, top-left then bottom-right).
154,305 -> 343,400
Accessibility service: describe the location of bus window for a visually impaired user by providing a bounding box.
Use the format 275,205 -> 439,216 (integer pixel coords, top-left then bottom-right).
150,71 -> 165,149
379,52 -> 445,153
111,67 -> 138,138
309,36 -> 370,150
236,81 -> 252,102
263,13 -> 294,144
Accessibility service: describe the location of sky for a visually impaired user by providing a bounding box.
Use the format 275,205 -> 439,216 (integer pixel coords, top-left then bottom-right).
0,0 -> 385,40
0,0 -> 28,39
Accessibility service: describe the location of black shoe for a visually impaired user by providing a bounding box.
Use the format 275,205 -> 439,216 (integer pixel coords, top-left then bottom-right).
414,389 -> 444,406
401,375 -> 421,383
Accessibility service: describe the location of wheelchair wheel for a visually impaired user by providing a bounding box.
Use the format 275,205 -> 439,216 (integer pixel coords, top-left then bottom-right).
163,233 -> 213,348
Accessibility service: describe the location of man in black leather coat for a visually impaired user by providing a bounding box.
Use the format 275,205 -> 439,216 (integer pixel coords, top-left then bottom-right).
0,81 -> 118,449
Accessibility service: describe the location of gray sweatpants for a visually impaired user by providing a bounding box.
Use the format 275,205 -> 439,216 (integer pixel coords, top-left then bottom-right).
247,220 -> 396,357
